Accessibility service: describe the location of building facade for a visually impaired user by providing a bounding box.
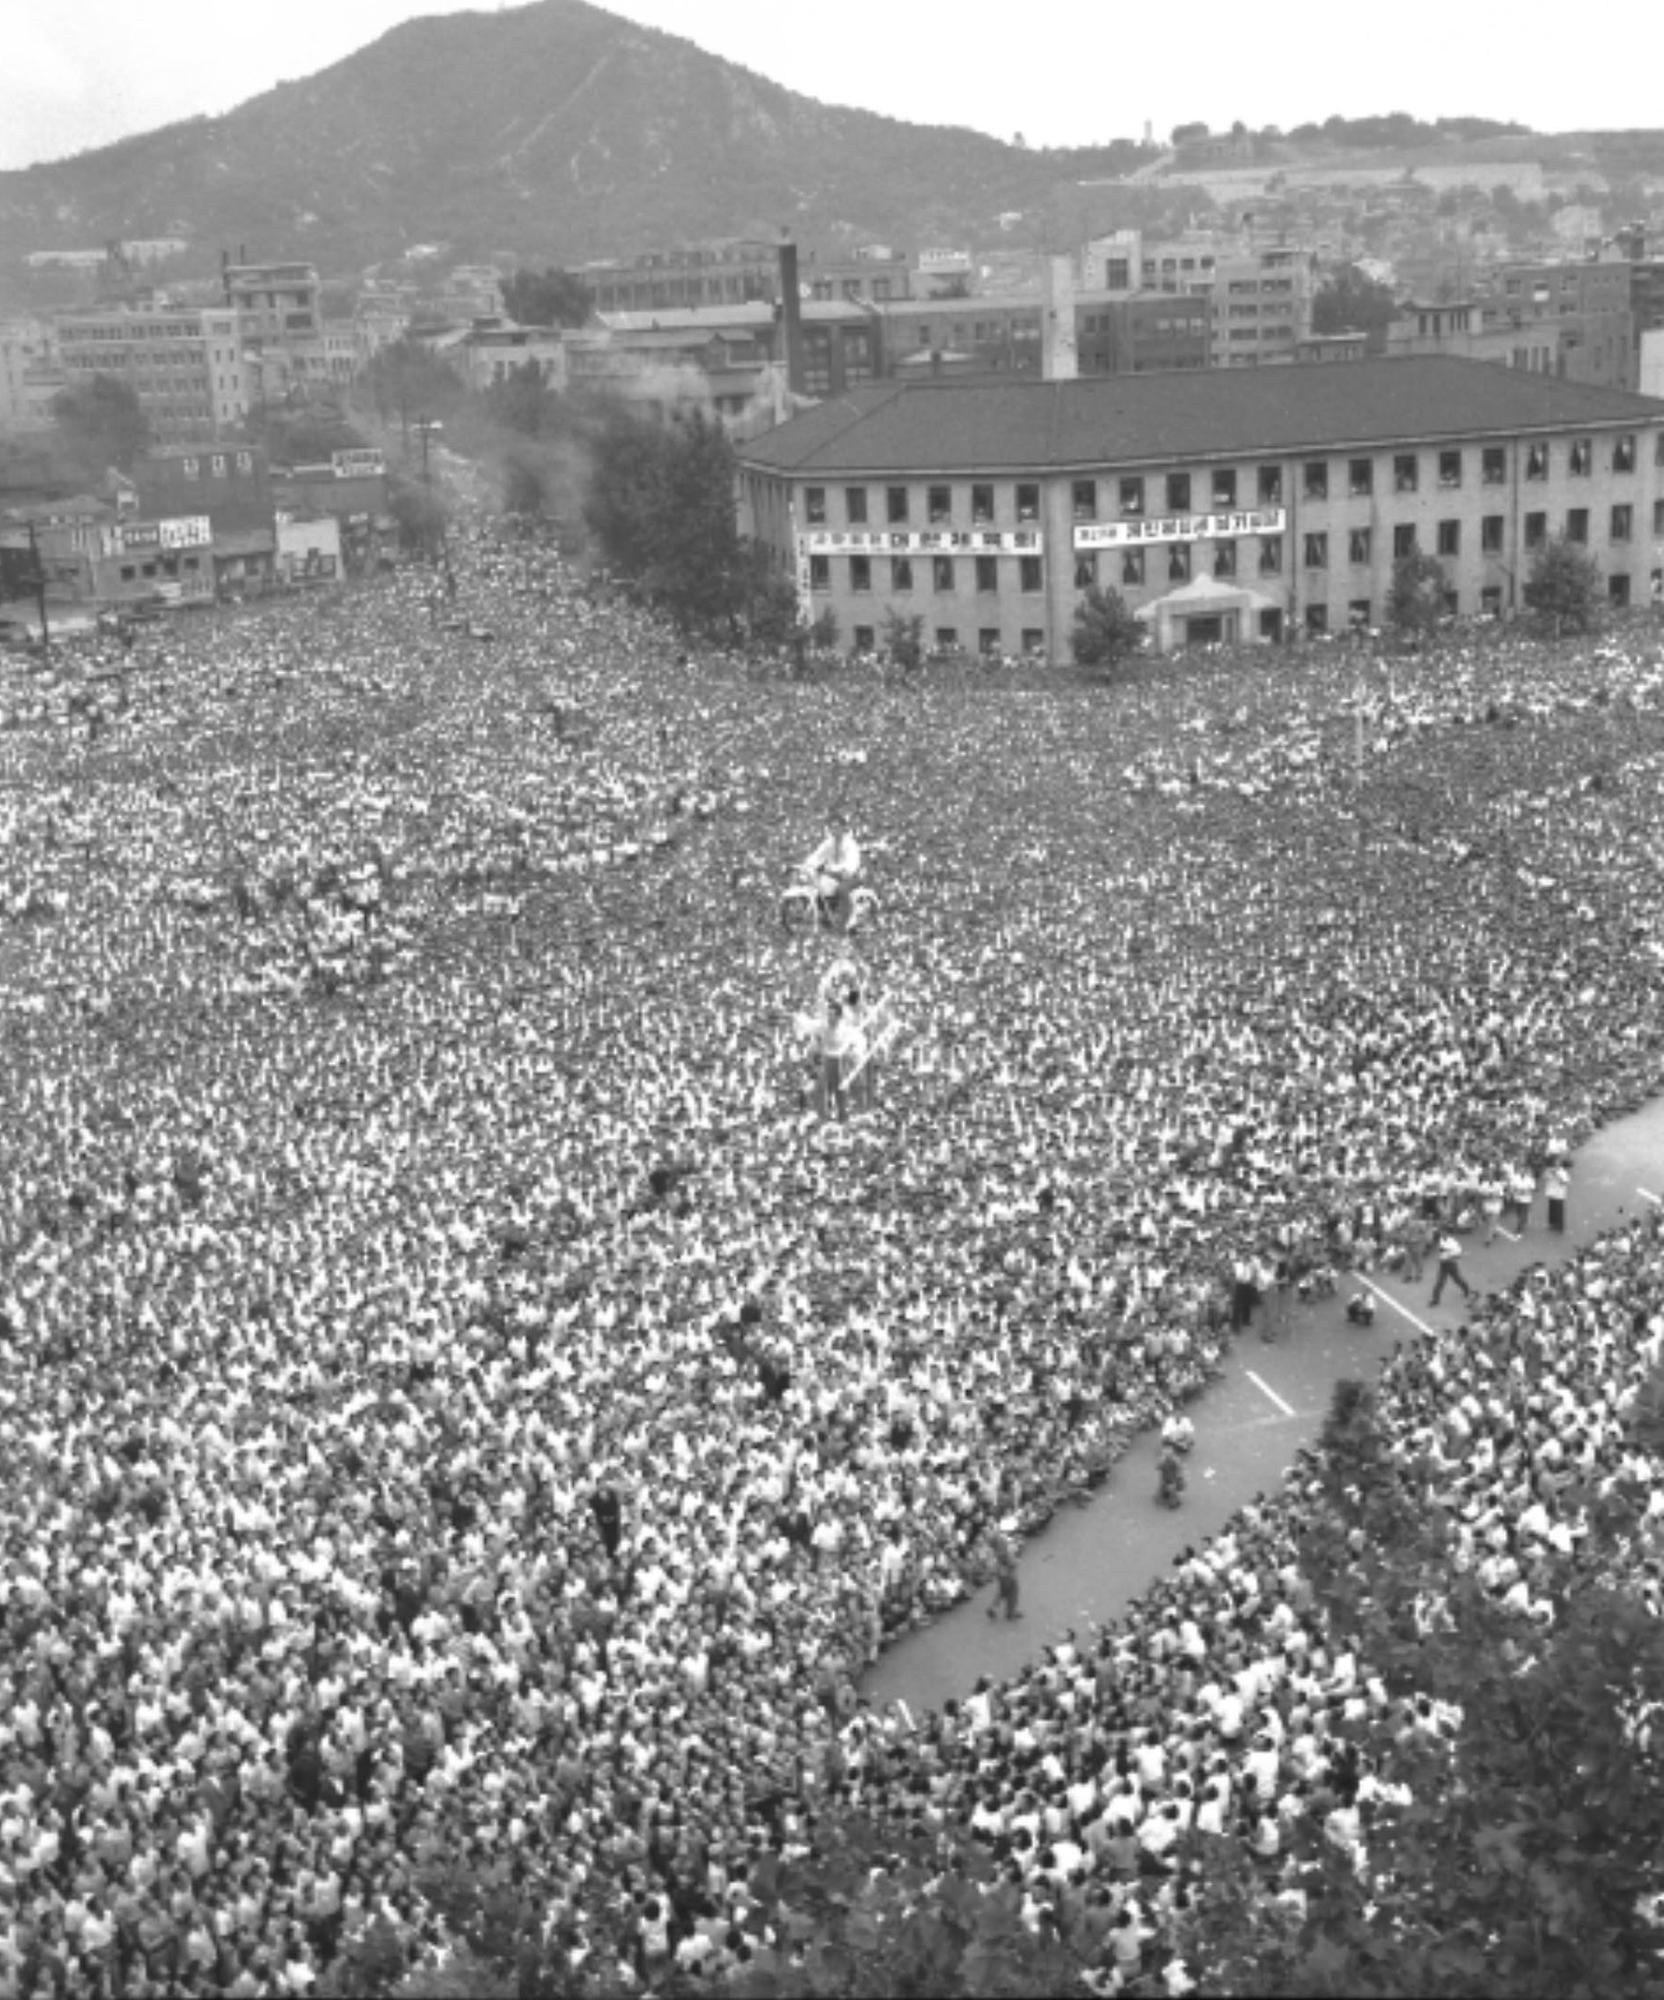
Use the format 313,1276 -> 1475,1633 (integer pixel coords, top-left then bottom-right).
1388,263 -> 1638,391
736,358 -> 1664,662
0,319 -> 64,432
54,303 -> 248,442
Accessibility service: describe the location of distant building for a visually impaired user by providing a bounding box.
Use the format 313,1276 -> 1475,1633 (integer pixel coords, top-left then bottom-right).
134,444 -> 272,534
0,319 -> 64,432
1388,262 -> 1637,391
424,319 -> 569,393
54,301 -> 249,443
222,261 -> 322,346
577,238 -> 913,313
737,356 -> 1664,661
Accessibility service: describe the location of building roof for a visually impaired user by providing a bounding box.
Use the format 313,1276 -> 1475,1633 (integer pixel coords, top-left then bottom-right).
738,356 -> 1664,477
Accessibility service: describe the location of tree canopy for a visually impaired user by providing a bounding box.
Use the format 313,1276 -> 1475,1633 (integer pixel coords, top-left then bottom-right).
502,267 -> 595,330
49,373 -> 150,479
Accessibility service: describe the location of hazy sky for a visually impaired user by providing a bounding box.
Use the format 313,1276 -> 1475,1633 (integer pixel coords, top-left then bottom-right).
2,0 -> 1659,174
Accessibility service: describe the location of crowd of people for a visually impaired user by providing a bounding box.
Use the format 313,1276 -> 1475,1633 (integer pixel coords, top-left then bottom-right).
3,525 -> 1664,1996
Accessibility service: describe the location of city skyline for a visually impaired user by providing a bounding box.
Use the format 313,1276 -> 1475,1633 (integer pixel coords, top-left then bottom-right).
2,0 -> 1660,178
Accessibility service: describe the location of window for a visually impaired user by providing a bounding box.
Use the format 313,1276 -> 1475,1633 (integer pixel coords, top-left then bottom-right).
1393,523 -> 1418,560
1437,519 -> 1461,557
805,486 -> 827,525
1609,572 -> 1630,606
1526,443 -> 1548,481
975,555 -> 999,593
1074,553 -> 1098,590
1611,504 -> 1633,543
853,625 -> 875,653
1019,555 -> 1043,593
120,564 -> 136,582
1166,472 -> 1191,514
1348,527 -> 1372,566
851,555 -> 872,592
935,627 -> 957,651
1022,629 -> 1045,657
1073,480 -> 1097,522
972,484 -> 995,525
1568,438 -> 1591,477
1168,545 -> 1191,583
1258,536 -> 1283,575
892,557 -> 914,593
1656,432 -> 1664,467
928,485 -> 952,524
1524,512 -> 1547,550
1348,459 -> 1373,498
1482,447 -> 1506,486
182,457 -> 200,479
1348,600 -> 1372,630
1438,450 -> 1463,489
1441,588 -> 1459,617
979,628 -> 1000,657
1655,498 -> 1664,538
1304,604 -> 1329,635
1016,483 -> 1040,523
809,554 -> 830,591
1566,508 -> 1589,545
1120,476 -> 1145,517
1303,461 -> 1328,501
886,486 -> 909,525
1304,531 -> 1328,570
1393,454 -> 1418,494
1122,549 -> 1146,587
1481,584 -> 1502,616
845,487 -> 868,525
1212,469 -> 1237,508
933,555 -> 955,593
1213,540 -> 1237,578
1258,465 -> 1283,506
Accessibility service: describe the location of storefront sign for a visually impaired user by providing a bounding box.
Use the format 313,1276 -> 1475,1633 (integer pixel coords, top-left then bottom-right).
1074,508 -> 1284,549
159,516 -> 211,550
332,448 -> 385,478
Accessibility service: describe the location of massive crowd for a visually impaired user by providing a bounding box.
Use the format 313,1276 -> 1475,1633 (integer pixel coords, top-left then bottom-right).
2,528 -> 1664,1996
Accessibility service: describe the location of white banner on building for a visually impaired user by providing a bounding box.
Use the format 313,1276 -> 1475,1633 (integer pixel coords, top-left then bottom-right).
1074,508 -> 1284,550
332,448 -> 385,478
159,516 -> 212,550
798,527 -> 1043,556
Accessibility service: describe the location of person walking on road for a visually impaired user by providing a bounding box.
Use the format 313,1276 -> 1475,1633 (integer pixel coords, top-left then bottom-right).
1544,1158 -> 1570,1235
986,1530 -> 1022,1621
1509,1163 -> 1536,1236
1429,1230 -> 1474,1308
1401,1212 -> 1431,1283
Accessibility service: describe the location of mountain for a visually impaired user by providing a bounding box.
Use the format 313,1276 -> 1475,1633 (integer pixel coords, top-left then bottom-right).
0,0 -> 1149,281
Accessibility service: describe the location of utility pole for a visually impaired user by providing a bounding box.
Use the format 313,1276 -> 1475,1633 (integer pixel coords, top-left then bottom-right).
27,520 -> 50,651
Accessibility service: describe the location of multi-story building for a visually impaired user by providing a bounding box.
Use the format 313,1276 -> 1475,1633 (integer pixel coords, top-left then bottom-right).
578,239 -> 913,314
221,261 -> 322,346
54,302 -> 248,442
1209,248 -> 1314,368
0,319 -> 64,431
736,356 -> 1664,662
1388,262 -> 1637,390
424,318 -> 569,393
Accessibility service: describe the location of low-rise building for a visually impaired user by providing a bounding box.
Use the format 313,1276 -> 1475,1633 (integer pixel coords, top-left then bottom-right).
737,355 -> 1664,662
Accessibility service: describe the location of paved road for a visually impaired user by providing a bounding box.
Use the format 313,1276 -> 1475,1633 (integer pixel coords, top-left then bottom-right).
864,1092 -> 1664,1713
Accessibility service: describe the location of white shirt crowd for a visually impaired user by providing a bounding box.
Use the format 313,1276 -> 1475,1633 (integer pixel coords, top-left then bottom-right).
2,529 -> 1664,1995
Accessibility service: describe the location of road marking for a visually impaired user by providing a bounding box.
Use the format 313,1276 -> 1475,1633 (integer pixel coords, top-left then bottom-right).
1640,1188 -> 1660,1206
1495,1226 -> 1519,1243
1244,1369 -> 1296,1417
1359,1276 -> 1438,1340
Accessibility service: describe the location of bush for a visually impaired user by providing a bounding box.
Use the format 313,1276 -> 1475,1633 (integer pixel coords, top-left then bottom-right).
1387,550 -> 1447,642
1525,533 -> 1603,636
883,609 -> 926,671
1071,585 -> 1144,671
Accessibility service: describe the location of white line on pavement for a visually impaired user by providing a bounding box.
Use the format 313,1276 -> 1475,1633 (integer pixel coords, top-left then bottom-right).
1244,1369 -> 1297,1418
1640,1188 -> 1660,1206
1495,1227 -> 1519,1242
1359,1276 -> 1438,1340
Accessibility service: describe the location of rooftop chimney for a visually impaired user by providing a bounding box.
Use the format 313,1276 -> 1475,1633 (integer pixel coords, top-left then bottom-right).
1042,254 -> 1079,382
777,237 -> 806,399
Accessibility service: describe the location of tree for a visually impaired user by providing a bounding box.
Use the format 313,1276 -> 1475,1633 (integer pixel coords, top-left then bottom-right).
49,374 -> 149,478
883,609 -> 925,671
480,360 -> 565,440
1070,585 -> 1144,671
1525,534 -> 1603,635
1387,549 -> 1448,642
387,474 -> 450,562
583,408 -> 748,631
1312,265 -> 1400,348
501,267 -> 594,330
357,339 -> 464,441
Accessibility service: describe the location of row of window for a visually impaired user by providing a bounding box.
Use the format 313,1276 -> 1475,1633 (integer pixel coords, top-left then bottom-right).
812,503 -> 1663,596
801,434 -> 1661,532
847,572 -> 1652,656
